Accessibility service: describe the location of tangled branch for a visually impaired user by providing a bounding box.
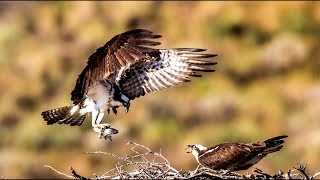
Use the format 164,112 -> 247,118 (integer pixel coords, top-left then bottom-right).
44,142 -> 320,179
93,141 -> 182,179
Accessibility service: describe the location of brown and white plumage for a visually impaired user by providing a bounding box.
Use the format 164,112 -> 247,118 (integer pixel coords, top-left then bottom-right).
71,29 -> 162,104
41,29 -> 217,139
41,105 -> 87,126
120,48 -> 217,100
186,135 -> 288,171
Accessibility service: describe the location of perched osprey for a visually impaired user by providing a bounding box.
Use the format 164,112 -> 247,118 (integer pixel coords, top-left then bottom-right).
186,135 -> 288,171
41,29 -> 217,140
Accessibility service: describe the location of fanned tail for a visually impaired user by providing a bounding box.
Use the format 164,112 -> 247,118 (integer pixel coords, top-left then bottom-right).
41,105 -> 88,126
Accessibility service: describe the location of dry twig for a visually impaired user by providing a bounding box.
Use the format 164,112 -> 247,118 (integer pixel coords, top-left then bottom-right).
69,166 -> 90,180
44,165 -> 74,179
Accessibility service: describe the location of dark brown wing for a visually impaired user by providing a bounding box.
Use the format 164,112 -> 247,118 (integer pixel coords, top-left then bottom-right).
233,135 -> 288,171
71,29 -> 161,104
120,48 -> 217,100
198,143 -> 254,170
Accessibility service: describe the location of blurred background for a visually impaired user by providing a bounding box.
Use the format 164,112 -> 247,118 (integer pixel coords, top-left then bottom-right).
0,1 -> 319,178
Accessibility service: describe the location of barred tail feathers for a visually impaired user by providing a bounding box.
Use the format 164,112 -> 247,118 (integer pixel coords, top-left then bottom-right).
41,105 -> 88,126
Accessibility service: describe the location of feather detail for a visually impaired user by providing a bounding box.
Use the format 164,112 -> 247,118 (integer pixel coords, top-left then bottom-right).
71,29 -> 161,104
120,48 -> 217,100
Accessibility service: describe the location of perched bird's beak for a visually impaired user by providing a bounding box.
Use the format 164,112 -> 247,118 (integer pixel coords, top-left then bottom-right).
185,145 -> 193,153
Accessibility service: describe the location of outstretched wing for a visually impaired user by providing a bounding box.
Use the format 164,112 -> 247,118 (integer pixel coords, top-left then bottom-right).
71,29 -> 162,104
119,48 -> 217,100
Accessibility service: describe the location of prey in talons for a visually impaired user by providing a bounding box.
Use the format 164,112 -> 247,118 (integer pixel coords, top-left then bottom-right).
94,124 -> 118,141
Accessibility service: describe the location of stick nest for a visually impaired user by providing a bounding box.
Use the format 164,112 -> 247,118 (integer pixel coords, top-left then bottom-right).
45,142 -> 320,180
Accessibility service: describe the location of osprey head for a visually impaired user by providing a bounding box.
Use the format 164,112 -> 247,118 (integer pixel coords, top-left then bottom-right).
185,144 -> 207,159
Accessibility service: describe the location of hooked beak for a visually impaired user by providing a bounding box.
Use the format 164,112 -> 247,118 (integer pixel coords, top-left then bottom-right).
185,145 -> 193,153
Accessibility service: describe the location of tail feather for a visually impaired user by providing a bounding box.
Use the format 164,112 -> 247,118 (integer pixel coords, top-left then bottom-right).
263,135 -> 288,154
69,116 -> 87,126
41,106 -> 72,125
41,105 -> 88,126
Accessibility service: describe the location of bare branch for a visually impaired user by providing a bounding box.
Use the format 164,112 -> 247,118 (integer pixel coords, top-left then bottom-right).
44,165 -> 74,179
83,151 -> 125,161
69,166 -> 90,180
254,168 -> 273,179
312,171 -> 320,180
294,163 -> 310,180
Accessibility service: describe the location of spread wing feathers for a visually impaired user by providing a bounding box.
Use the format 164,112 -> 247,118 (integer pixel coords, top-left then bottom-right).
120,48 -> 217,100
41,105 -> 89,126
71,29 -> 162,104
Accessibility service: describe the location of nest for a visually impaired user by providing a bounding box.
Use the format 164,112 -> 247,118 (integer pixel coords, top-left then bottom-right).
45,142 -> 320,180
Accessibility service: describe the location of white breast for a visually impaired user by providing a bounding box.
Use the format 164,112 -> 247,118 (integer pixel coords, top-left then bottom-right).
87,82 -> 112,112
191,150 -> 200,163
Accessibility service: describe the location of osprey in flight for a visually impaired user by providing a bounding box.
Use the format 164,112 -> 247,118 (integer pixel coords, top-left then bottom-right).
186,135 -> 288,171
41,29 -> 217,140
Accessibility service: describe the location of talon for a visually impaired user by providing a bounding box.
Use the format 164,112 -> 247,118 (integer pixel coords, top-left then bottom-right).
124,102 -> 130,113
112,106 -> 118,115
98,132 -> 104,139
102,125 -> 107,131
93,124 -> 111,139
103,128 -> 118,141
99,127 -> 106,139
